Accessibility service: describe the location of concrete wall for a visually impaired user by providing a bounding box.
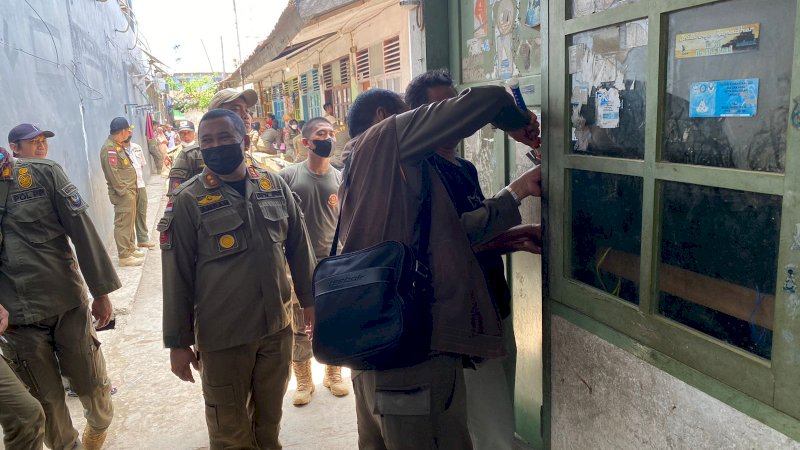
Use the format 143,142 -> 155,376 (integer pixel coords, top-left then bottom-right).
550,315 -> 799,449
0,0 -> 155,245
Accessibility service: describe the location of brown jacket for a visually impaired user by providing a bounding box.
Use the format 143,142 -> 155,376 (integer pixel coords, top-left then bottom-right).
339,86 -> 528,359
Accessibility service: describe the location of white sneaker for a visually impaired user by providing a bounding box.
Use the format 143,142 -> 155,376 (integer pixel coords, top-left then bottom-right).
132,249 -> 146,258
119,256 -> 144,267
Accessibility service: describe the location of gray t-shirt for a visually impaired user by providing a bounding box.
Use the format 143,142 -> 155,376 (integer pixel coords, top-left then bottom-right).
279,162 -> 343,259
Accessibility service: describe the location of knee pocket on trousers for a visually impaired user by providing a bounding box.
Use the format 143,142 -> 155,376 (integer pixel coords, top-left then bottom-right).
202,383 -> 237,430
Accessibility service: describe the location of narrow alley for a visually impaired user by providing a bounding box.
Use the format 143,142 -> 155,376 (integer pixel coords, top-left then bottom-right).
52,180 -> 358,450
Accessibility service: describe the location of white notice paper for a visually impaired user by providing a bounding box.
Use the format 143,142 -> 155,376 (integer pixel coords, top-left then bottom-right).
596,87 -> 621,128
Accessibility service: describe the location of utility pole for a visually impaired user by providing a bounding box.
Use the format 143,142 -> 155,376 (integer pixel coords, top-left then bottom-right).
220,36 -> 227,78
232,0 -> 244,87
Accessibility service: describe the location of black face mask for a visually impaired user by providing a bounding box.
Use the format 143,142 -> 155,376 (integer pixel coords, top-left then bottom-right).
311,139 -> 333,158
201,142 -> 244,175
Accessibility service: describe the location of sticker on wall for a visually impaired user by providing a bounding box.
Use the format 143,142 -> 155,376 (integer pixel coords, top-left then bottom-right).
675,23 -> 760,59
622,19 -> 648,49
792,96 -> 800,130
517,40 -> 532,71
467,38 -> 483,56
474,0 -> 488,38
592,53 -> 617,84
573,0 -> 594,17
572,85 -> 590,105
784,264 -> 797,294
791,223 -> 800,251
495,0 -> 516,80
596,88 -> 621,128
568,44 -> 586,74
689,78 -> 759,118
525,0 -> 541,27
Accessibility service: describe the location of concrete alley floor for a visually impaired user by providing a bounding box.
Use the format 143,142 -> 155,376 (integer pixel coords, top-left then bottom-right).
20,177 -> 359,449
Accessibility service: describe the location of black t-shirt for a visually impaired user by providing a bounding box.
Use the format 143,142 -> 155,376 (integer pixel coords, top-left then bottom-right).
225,179 -> 247,197
429,154 -> 512,318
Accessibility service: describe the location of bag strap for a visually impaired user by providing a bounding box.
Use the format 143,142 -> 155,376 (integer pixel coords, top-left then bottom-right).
328,159 -> 433,260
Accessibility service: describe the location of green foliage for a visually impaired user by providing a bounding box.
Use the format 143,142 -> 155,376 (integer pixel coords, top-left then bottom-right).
166,76 -> 217,112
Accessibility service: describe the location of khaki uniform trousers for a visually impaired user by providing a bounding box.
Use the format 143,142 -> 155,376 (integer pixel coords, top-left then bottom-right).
353,354 -> 471,450
291,295 -> 312,363
110,189 -> 137,258
0,356 -> 45,449
134,187 -> 149,244
1,303 -> 113,450
199,326 -> 292,450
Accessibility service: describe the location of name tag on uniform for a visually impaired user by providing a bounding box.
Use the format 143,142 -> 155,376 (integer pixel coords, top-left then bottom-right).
198,199 -> 231,214
253,191 -> 282,201
11,187 -> 47,203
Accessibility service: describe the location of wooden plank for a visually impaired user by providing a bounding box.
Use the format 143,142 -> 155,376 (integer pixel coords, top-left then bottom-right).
598,248 -> 775,329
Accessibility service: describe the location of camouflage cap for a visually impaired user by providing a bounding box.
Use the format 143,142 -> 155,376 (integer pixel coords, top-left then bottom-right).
208,88 -> 258,111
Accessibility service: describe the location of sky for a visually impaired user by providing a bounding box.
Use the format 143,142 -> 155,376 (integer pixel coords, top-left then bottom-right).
132,0 -> 290,74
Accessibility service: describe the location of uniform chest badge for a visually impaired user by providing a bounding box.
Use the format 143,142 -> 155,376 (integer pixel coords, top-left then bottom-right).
123,159 -> 129,166
328,193 -> 338,207
218,234 -> 237,250
248,166 -> 260,179
259,177 -> 273,191
17,168 -> 33,189
197,193 -> 223,206
1,165 -> 11,179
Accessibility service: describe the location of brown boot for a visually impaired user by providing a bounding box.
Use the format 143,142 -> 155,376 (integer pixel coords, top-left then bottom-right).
292,360 -> 315,406
82,426 -> 108,450
322,365 -> 350,397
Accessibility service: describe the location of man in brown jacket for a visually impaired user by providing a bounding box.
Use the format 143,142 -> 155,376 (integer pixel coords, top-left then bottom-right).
340,87 -> 541,449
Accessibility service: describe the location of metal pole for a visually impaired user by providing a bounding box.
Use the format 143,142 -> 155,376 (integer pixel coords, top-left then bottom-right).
232,0 -> 244,87
200,39 -> 215,73
220,36 -> 227,77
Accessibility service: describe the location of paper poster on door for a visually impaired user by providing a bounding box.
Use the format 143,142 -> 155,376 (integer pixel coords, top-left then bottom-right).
596,88 -> 621,128
689,78 -> 759,118
675,23 -> 760,59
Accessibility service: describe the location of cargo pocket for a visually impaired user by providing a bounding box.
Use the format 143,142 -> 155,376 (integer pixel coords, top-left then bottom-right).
200,210 -> 248,259
373,384 -> 431,416
202,383 -> 237,432
258,197 -> 288,242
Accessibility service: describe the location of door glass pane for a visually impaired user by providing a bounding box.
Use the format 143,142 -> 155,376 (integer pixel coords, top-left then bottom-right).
570,170 -> 643,304
460,0 -> 543,83
568,0 -> 641,19
569,20 -> 648,159
662,0 -> 796,172
658,182 -> 781,359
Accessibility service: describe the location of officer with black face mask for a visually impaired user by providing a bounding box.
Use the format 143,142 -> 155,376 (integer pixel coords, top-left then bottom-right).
158,108 -> 316,449
277,117 -> 349,406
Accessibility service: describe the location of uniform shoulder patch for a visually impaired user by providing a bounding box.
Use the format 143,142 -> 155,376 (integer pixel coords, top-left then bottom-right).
156,216 -> 174,250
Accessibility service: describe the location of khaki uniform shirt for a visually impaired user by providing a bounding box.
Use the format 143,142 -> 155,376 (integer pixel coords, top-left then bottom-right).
99,137 -> 137,198
160,166 -> 316,352
0,158 -> 121,325
168,142 -> 203,195
292,135 -> 307,163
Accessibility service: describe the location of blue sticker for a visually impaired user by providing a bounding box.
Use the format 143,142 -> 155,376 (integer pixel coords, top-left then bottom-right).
689,78 -> 759,118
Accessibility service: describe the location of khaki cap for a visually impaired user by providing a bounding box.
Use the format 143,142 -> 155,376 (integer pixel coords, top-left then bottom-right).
208,88 -> 258,111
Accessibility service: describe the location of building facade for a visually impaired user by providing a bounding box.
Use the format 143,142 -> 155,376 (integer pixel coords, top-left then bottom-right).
224,0 -> 418,128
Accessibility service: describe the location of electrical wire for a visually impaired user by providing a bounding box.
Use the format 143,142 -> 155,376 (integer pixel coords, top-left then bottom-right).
23,0 -> 59,65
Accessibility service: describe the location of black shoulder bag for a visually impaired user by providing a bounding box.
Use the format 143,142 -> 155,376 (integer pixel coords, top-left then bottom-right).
311,165 -> 433,370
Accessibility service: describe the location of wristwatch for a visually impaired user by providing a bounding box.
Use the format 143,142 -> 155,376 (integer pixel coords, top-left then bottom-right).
504,185 -> 522,205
